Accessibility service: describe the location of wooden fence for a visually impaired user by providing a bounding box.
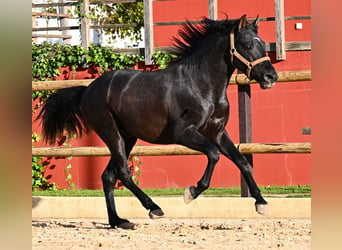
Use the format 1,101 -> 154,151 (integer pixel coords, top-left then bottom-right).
32,69 -> 311,194
32,0 -> 311,194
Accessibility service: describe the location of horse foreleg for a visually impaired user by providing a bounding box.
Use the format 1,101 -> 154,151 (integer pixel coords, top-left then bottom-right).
216,131 -> 268,215
177,125 -> 220,203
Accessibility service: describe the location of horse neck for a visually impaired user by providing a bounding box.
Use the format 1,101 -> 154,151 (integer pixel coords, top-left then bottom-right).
195,35 -> 234,90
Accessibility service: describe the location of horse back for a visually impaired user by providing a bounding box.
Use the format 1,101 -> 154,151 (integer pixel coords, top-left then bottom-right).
82,69 -> 229,144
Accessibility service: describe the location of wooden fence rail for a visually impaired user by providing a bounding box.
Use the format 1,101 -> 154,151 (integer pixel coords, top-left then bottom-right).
32,70 -> 311,91
32,143 -> 311,157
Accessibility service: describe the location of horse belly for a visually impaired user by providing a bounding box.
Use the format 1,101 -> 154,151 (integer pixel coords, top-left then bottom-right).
108,71 -> 174,143
115,102 -> 171,143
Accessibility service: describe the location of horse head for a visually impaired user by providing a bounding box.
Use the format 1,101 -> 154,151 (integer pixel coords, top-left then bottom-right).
230,15 -> 278,89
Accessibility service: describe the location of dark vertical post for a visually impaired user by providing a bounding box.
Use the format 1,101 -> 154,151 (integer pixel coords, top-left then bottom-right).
238,83 -> 253,197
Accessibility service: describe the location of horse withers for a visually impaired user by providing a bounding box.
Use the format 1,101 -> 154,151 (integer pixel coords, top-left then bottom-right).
37,15 -> 278,229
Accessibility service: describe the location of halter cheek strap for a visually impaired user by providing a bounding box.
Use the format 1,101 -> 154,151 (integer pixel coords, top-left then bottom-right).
230,28 -> 270,79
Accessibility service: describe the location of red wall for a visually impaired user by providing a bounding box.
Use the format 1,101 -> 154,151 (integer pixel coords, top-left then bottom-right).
32,0 -> 311,189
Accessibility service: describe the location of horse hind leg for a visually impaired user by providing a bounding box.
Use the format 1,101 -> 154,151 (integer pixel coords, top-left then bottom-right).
101,161 -> 135,229
119,136 -> 164,219
91,116 -> 164,228
80,109 -> 133,228
116,163 -> 164,219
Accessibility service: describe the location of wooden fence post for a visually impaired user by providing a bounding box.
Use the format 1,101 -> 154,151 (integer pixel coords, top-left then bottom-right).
58,0 -> 71,44
275,0 -> 286,60
238,83 -> 253,197
32,14 -> 38,44
144,0 -> 154,65
80,0 -> 90,49
208,0 -> 218,20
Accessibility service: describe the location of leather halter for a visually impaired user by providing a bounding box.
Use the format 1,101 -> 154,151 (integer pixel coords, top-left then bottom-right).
230,28 -> 270,79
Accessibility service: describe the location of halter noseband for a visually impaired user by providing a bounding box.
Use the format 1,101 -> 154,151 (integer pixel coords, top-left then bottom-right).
230,28 -> 270,79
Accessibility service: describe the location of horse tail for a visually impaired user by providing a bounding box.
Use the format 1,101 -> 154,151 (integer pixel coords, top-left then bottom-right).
36,86 -> 90,145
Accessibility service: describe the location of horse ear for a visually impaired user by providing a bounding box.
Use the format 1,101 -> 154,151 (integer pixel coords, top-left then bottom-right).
238,14 -> 248,31
253,15 -> 259,27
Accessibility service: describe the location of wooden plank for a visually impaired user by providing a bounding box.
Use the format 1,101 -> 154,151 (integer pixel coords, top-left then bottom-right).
91,24 -> 139,29
156,41 -> 311,53
153,16 -> 311,26
32,24 -> 139,32
285,16 -> 311,20
110,47 -> 144,55
157,42 -> 311,53
32,26 -> 80,32
32,14 -> 37,43
32,12 -> 70,18
32,34 -> 72,39
253,16 -> 311,21
275,0 -> 286,60
32,70 -> 312,91
91,0 -> 142,3
32,2 -> 75,8
231,70 -> 311,85
154,20 -> 201,26
32,0 -> 142,8
266,41 -> 311,52
80,0 -> 90,49
284,41 -> 311,51
32,143 -> 311,157
32,79 -> 92,91
58,0 -> 71,44
144,0 -> 154,65
208,0 -> 217,20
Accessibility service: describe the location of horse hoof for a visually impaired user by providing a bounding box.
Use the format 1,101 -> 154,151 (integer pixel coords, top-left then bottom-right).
255,203 -> 269,216
184,187 -> 194,204
149,209 -> 164,219
117,221 -> 136,230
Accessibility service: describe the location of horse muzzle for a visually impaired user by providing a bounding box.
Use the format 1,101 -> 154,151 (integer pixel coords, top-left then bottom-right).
259,72 -> 278,89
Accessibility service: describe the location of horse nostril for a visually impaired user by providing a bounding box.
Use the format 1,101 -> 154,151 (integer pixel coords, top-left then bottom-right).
263,73 -> 277,83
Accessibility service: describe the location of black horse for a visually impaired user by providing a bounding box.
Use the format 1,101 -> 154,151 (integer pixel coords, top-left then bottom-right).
37,15 -> 278,229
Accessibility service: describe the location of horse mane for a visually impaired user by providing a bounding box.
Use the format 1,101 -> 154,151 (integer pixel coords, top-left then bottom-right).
171,17 -> 239,61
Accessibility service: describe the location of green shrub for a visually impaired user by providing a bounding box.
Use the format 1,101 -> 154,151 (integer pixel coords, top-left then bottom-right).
32,133 -> 55,191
